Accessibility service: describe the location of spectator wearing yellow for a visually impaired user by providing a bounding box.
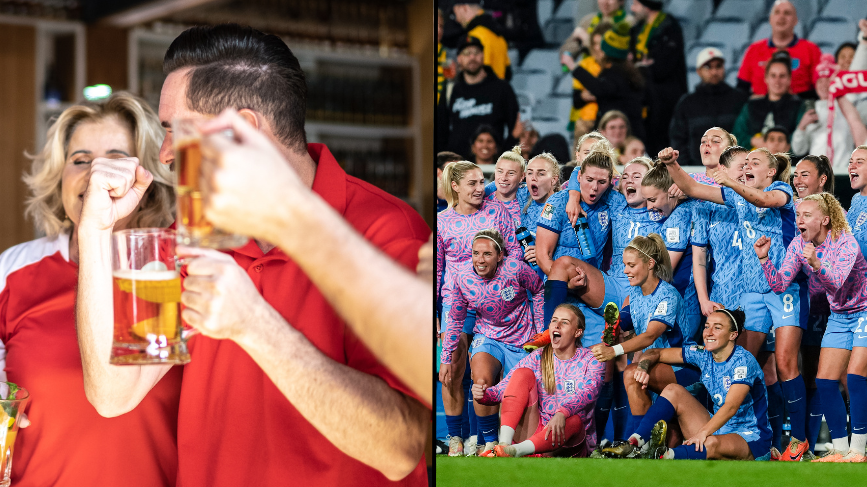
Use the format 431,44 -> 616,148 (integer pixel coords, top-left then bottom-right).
565,22 -> 611,139
453,2 -> 512,81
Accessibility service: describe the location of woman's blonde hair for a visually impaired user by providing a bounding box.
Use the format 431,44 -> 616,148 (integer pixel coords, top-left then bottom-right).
802,193 -> 850,241
441,160 -> 481,208
472,228 -> 507,257
641,162 -> 674,193
598,110 -> 631,140
705,126 -> 737,148
625,233 -> 672,282
522,152 -> 560,214
574,131 -> 608,157
751,148 -> 792,183
496,145 -> 526,171
581,146 -> 618,179
540,303 -> 585,394
24,91 -> 173,238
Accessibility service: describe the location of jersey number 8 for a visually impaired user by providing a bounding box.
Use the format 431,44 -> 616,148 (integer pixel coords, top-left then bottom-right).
782,294 -> 794,313
742,221 -> 756,239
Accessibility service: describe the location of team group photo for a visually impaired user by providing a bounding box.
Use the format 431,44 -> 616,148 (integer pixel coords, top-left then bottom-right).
436,0 -> 867,484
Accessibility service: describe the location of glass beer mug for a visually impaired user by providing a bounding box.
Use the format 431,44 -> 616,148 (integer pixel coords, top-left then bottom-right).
172,118 -> 248,249
111,229 -> 190,365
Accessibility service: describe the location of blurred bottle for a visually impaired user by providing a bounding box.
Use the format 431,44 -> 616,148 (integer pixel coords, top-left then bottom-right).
573,216 -> 595,259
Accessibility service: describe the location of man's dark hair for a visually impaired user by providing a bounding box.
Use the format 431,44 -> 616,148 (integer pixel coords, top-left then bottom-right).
163,24 -> 308,153
764,125 -> 789,142
437,151 -> 463,169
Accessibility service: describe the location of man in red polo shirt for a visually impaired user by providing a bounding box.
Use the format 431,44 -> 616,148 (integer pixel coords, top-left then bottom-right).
74,24 -> 430,486
737,0 -> 821,98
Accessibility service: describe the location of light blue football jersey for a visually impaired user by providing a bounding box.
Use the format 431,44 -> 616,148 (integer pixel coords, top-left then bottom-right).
692,200 -> 744,309
722,181 -> 797,294
536,190 -> 610,269
848,194 -> 867,260
627,280 -> 693,351
607,190 -> 663,278
655,199 -> 700,328
682,344 -> 772,443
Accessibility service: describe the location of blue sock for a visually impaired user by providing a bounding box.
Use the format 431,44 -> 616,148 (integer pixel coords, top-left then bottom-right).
634,396 -> 675,442
462,355 -> 473,439
815,379 -> 847,441
446,415 -> 464,438
594,380 -> 613,440
766,381 -> 784,450
543,280 -> 568,325
806,388 -> 821,451
781,375 -> 807,442
847,374 -> 867,437
477,413 -> 500,444
612,372 -> 632,440
631,415 -> 645,436
670,445 -> 707,460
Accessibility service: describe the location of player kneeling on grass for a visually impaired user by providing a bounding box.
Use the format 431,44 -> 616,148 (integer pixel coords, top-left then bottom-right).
471,304 -> 605,457
615,309 -> 773,460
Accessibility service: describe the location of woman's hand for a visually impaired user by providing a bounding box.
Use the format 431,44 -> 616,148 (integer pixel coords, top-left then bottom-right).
753,235 -> 771,262
657,147 -> 679,166
683,431 -> 710,452
438,363 -> 454,388
667,183 -> 685,200
803,243 -> 821,271
590,343 -> 616,362
580,89 -> 596,102
700,299 -> 723,317
710,167 -> 734,187
471,381 -> 487,402
524,245 -> 537,265
565,192 -> 586,225
798,109 -> 819,130
567,265 -> 587,292
633,365 -> 651,390
544,412 -> 567,448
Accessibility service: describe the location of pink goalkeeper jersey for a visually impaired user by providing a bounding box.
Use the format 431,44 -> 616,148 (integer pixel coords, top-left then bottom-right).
691,172 -> 719,187
440,258 -> 543,364
480,347 -> 605,448
761,232 -> 867,314
436,200 -> 521,303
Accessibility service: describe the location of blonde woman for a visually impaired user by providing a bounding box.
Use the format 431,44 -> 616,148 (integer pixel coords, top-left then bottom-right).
437,160 -> 522,456
473,303 -> 604,458
484,146 -> 528,227
0,92 -> 180,486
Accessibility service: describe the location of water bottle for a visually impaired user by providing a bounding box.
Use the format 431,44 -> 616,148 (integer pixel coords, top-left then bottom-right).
515,226 -> 539,271
573,217 -> 596,259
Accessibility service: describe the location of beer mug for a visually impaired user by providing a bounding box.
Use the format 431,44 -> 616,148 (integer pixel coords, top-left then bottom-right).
0,383 -> 28,487
111,228 -> 190,365
172,118 -> 248,249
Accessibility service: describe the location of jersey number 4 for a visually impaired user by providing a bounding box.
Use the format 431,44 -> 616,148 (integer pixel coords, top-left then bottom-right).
731,230 -> 742,250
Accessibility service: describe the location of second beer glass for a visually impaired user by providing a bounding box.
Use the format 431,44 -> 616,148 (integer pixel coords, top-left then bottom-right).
172,118 -> 248,249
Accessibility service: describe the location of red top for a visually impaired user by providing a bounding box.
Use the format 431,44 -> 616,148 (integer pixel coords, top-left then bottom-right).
176,144 -> 431,486
737,36 -> 822,96
0,234 -> 182,487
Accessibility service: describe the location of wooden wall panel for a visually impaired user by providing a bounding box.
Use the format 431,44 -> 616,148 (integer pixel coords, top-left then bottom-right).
0,24 -> 36,253
86,25 -> 128,90
407,0 -> 434,229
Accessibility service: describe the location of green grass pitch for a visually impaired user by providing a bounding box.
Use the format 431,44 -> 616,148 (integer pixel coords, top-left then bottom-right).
435,456 -> 865,487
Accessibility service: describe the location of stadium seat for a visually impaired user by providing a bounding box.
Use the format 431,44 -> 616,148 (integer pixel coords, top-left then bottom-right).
515,90 -> 536,123
528,119 -> 570,143
521,49 -> 562,74
713,0 -> 767,27
688,71 -> 701,92
554,74 -> 574,97
809,18 -> 858,48
535,96 -> 573,121
751,21 -> 806,43
537,0 -> 554,28
512,71 -> 554,95
685,42 -> 733,70
726,69 -> 739,87
788,0 -> 819,27
821,0 -> 867,19
508,48 -> 520,69
543,18 -> 575,45
553,0 -> 575,20
667,0 -> 713,27
700,18 -> 752,54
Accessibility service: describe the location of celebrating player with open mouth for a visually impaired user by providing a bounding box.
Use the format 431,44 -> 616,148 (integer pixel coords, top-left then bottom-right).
472,304 -> 604,458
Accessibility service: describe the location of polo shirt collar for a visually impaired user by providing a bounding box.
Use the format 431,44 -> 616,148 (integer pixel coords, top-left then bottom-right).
233,142 -> 346,259
767,33 -> 798,48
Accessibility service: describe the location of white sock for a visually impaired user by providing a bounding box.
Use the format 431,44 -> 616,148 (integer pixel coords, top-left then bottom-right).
513,439 -> 536,457
498,425 -> 516,445
663,449 -> 675,459
832,437 -> 849,452
850,433 -> 867,453
629,433 -> 645,448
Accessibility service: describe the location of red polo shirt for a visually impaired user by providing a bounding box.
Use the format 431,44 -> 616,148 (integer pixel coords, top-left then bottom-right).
737,35 -> 822,96
176,144 -> 431,486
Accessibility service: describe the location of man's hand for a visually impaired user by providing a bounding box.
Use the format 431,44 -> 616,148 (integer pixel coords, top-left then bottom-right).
79,157 -> 152,231
178,246 -> 264,341
198,109 -> 309,244
561,52 -> 577,72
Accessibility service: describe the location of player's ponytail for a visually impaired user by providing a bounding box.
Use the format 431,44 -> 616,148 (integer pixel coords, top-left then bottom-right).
442,160 -> 480,208
753,148 -> 791,183
641,163 -> 674,194
803,193 -> 851,240
497,145 -> 526,171
540,303 -> 585,394
625,233 -> 672,282
718,146 -> 748,168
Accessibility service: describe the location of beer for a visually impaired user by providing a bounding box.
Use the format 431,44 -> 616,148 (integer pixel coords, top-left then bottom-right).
111,270 -> 189,365
0,383 -> 28,487
172,118 -> 248,249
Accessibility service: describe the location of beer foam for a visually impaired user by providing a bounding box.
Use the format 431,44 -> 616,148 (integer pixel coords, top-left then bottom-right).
112,270 -> 179,281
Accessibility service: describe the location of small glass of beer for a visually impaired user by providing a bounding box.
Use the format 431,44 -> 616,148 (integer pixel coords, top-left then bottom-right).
0,382 -> 28,487
172,118 -> 248,249
111,228 -> 190,365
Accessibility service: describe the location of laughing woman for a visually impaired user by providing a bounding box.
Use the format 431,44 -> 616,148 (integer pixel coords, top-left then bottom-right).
472,303 -> 604,458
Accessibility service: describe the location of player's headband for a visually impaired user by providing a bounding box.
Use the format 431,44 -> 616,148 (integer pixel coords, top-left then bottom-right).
626,244 -> 654,263
473,234 -> 502,253
719,309 -> 739,332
